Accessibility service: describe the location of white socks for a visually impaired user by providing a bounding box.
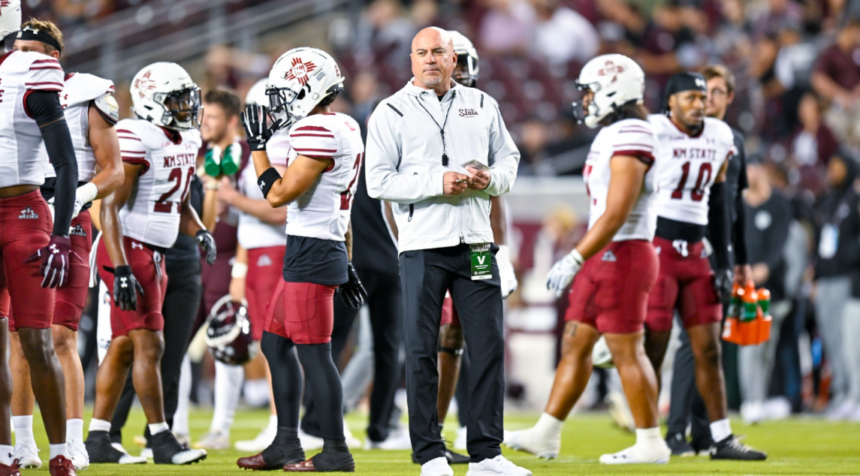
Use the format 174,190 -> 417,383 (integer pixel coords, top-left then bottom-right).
49,443 -> 69,459
149,422 -> 169,436
0,445 -> 13,466
89,418 -> 111,433
67,419 -> 84,443
211,360 -> 243,435
710,418 -> 732,443
12,415 -> 34,444
173,355 -> 192,436
635,427 -> 663,445
600,427 -> 670,464
534,413 -> 563,437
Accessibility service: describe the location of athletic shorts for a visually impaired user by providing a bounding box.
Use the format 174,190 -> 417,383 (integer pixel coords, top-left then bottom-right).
53,210 -> 93,331
565,240 -> 658,334
96,236 -> 168,338
439,291 -> 461,327
265,280 -> 337,345
1,190 -> 54,331
247,246 -> 286,341
645,236 -> 722,333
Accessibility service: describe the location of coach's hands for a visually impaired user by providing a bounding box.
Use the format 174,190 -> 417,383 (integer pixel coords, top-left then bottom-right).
196,230 -> 217,266
25,235 -> 81,288
466,166 -> 491,191
443,172 -> 470,196
241,105 -> 281,151
714,268 -> 734,303
546,249 -> 585,298
338,262 -> 368,309
107,265 -> 145,311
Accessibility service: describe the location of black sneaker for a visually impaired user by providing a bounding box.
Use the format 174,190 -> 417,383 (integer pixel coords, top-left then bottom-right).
85,431 -> 146,464
691,435 -> 714,456
666,433 -> 695,457
710,435 -> 767,461
151,430 -> 207,465
445,448 -> 470,465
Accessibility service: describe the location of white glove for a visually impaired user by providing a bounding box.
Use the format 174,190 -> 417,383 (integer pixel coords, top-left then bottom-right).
546,249 -> 585,298
496,244 -> 518,298
46,182 -> 96,223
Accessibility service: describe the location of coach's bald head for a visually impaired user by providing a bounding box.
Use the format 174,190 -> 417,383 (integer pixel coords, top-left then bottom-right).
411,27 -> 457,94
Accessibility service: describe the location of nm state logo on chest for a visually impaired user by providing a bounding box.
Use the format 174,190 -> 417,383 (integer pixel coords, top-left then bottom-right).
459,108 -> 478,118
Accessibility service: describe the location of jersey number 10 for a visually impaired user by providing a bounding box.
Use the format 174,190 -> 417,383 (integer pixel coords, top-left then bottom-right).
671,161 -> 712,202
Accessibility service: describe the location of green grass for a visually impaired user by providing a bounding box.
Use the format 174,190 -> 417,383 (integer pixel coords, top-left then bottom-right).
22,408 -> 860,475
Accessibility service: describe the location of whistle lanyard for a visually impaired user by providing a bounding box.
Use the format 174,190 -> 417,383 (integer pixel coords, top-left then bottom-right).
414,90 -> 456,166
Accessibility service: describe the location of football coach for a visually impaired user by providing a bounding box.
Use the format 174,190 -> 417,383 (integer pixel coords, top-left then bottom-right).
365,27 -> 528,476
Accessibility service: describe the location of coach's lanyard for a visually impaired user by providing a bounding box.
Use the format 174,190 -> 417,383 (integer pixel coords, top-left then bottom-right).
414,90 -> 456,166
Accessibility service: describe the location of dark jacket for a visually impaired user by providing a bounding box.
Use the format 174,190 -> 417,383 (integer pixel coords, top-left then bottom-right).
814,157 -> 860,279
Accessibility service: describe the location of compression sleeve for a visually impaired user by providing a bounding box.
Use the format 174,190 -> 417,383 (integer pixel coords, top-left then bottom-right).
28,90 -> 78,236
733,191 -> 748,265
708,181 -> 731,270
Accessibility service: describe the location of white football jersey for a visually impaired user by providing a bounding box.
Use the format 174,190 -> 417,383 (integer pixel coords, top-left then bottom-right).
43,72 -> 116,182
285,113 -> 364,242
237,130 -> 291,249
0,50 -> 64,188
116,119 -> 202,248
648,114 -> 736,226
583,118 -> 660,241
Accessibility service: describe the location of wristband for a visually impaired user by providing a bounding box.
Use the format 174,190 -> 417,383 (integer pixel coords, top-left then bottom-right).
76,182 -> 99,206
257,167 -> 281,199
231,261 -> 248,279
570,249 -> 584,265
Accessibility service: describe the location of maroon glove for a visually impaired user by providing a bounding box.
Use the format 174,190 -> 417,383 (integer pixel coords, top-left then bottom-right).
25,235 -> 80,288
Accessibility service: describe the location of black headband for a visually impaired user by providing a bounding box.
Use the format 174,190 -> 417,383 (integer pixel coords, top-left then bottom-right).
663,72 -> 707,113
17,25 -> 62,53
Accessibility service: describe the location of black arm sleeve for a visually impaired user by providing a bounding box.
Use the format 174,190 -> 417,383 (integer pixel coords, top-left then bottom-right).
733,195 -> 749,265
708,181 -> 731,270
27,90 -> 78,237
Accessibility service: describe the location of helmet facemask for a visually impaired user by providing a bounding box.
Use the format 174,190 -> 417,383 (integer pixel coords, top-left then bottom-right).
453,54 -> 478,88
152,87 -> 201,131
572,80 -> 605,128
266,81 -> 343,131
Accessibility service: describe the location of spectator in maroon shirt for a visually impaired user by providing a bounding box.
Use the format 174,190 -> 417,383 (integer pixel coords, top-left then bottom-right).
811,19 -> 860,108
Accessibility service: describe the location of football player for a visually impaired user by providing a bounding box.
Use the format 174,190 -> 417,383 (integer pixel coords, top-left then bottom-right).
642,72 -> 766,460
83,62 -> 215,466
215,79 -> 288,453
236,47 -> 366,472
8,18 -> 124,471
505,54 -> 671,464
0,2 -> 80,475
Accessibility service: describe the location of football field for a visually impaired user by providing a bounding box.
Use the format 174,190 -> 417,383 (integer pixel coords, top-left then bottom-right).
23,408 -> 860,475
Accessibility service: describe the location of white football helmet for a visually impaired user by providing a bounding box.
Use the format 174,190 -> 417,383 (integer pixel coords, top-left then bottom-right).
130,62 -> 201,131
450,30 -> 479,88
245,78 -> 268,107
266,47 -> 344,130
573,54 -> 645,129
0,0 -> 21,39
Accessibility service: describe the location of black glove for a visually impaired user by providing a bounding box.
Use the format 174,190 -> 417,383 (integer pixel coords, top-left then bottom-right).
337,262 -> 368,309
714,268 -> 734,304
196,229 -> 217,266
25,235 -> 81,288
105,265 -> 145,312
240,105 -> 280,151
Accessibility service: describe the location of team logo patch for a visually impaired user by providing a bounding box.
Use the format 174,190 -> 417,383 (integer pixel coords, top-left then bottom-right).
672,239 -> 689,258
285,57 -> 317,86
257,254 -> 273,267
133,70 -> 156,99
601,250 -> 616,262
70,224 -> 87,237
131,241 -> 144,250
18,207 -> 38,219
597,60 -> 626,83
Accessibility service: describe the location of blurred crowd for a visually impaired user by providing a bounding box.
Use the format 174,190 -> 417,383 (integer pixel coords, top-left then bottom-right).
22,0 -> 860,421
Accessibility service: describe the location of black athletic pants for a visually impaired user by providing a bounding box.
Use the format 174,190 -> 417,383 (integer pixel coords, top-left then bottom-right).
400,244 -> 504,465
109,259 -> 202,444
666,316 -> 711,441
302,269 -> 403,443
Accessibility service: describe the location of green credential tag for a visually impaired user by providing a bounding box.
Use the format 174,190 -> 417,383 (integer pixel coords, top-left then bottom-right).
470,243 -> 492,281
